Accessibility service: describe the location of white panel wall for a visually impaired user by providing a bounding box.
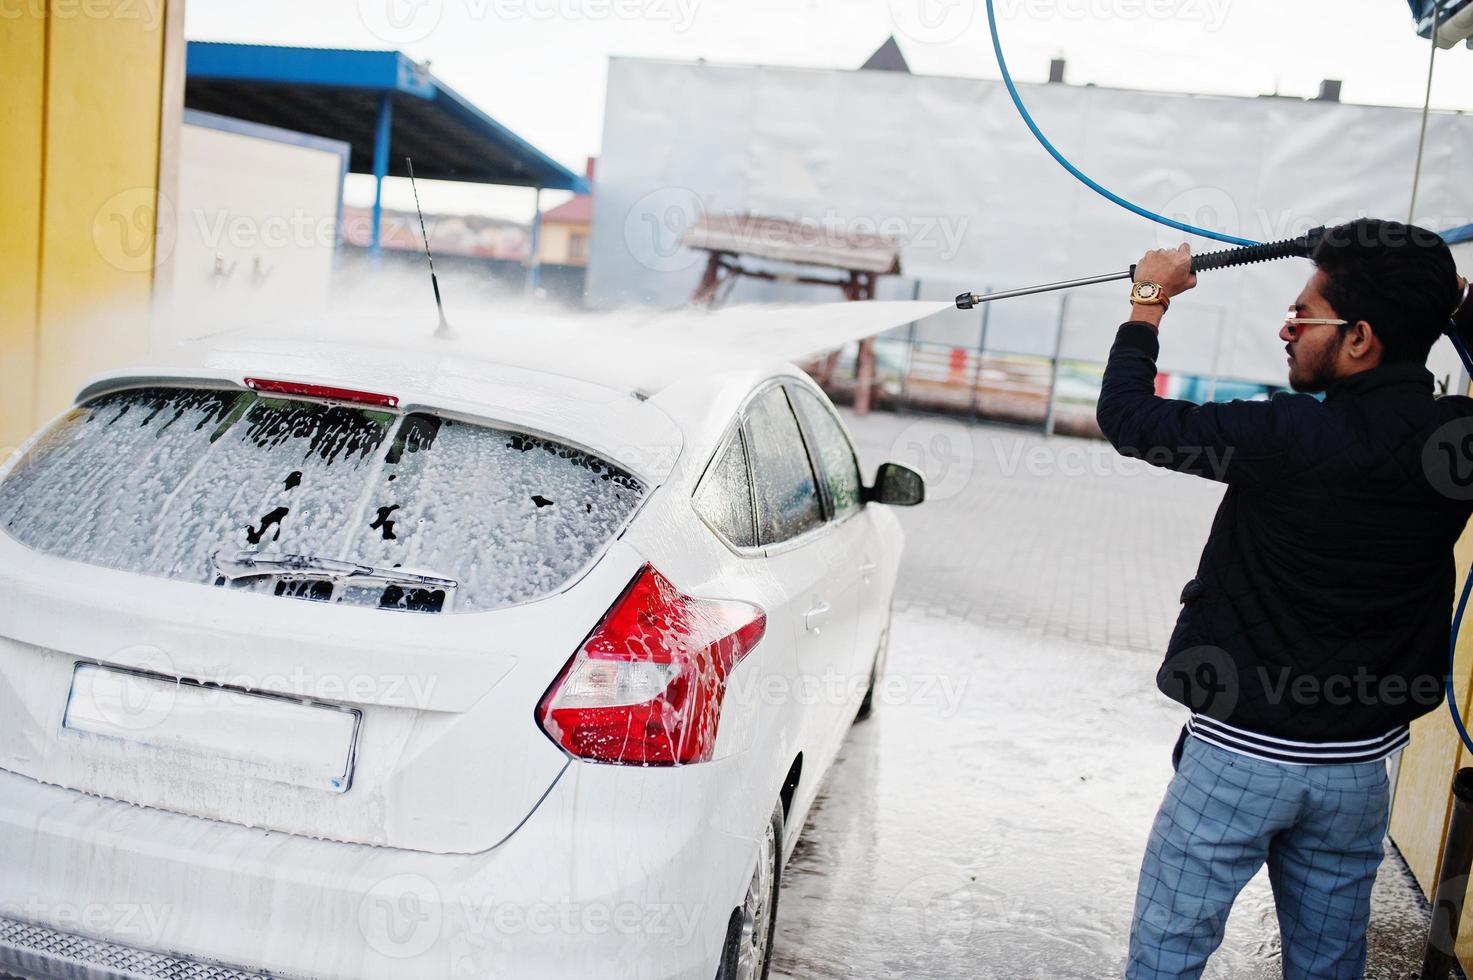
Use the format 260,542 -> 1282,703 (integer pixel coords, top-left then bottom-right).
588,57 -> 1473,385
163,116 -> 346,345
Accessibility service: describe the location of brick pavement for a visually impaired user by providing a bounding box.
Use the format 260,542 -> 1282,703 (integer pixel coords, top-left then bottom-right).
768,408 -> 1438,980
843,408 -> 1223,653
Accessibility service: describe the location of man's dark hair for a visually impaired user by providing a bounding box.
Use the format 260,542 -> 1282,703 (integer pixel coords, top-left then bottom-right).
1310,218 -> 1459,364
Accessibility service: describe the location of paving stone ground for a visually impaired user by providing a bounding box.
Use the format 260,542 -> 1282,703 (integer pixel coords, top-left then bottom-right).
769,408 -> 1436,980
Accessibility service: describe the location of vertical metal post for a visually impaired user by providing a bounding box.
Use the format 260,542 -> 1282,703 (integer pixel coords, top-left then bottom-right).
1423,768 -> 1473,979
526,186 -> 544,294
970,287 -> 993,422
1206,309 -> 1226,403
370,94 -> 394,262
1043,294 -> 1069,438
899,279 -> 922,411
1408,1 -> 1440,224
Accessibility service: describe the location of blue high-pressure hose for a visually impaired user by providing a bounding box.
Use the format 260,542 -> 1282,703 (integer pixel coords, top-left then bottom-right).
982,0 -> 1257,247
980,0 -> 1473,753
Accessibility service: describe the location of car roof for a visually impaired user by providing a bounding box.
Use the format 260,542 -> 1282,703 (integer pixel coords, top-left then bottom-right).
73,311 -> 814,486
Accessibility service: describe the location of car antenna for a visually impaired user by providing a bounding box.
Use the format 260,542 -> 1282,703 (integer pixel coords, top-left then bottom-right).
406,156 -> 452,338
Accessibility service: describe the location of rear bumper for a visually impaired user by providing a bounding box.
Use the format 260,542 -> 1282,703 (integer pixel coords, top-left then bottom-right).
1,914 -> 272,980
0,758 -> 766,980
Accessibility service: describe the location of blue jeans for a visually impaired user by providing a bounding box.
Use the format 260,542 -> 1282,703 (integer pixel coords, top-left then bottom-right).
1126,735 -> 1391,979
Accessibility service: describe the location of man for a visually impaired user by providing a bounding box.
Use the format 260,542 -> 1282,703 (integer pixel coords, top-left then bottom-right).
1096,218 -> 1472,979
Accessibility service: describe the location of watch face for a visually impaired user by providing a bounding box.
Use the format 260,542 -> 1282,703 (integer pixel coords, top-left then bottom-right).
1135,282 -> 1160,301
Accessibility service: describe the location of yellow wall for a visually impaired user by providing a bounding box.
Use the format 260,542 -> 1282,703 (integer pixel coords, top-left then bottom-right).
0,11 -> 46,456
1391,395 -> 1473,965
0,0 -> 174,452
537,220 -> 589,267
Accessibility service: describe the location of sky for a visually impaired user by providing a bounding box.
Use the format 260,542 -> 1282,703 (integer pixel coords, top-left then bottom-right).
186,0 -> 1473,222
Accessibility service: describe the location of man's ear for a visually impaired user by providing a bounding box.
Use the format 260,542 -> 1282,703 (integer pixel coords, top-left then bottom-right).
1343,320 -> 1382,362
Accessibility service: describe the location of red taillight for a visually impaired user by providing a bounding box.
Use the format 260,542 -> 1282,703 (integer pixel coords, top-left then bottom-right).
243,378 -> 399,408
537,564 -> 766,766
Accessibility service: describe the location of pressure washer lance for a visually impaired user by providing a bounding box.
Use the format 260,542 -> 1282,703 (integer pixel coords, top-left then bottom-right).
954,227 -> 1327,310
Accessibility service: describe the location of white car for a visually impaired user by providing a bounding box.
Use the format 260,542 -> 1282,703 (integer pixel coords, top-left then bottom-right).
0,324 -> 921,980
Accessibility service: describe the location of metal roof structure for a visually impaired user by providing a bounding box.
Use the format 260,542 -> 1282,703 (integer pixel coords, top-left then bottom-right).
185,42 -> 588,254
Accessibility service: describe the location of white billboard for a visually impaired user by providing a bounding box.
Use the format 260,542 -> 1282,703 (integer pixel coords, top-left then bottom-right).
587,57 -> 1473,385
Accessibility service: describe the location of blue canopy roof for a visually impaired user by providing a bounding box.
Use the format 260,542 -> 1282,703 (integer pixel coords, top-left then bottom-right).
1444,223 -> 1473,245
185,42 -> 588,193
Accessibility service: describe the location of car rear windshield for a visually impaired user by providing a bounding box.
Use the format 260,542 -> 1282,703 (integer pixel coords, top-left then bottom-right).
0,386 -> 646,614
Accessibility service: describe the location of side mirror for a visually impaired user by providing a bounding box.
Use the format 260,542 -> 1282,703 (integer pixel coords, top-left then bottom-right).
863,462 -> 925,506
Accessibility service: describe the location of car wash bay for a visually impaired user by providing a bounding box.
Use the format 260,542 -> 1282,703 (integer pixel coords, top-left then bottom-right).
770,409 -> 1435,980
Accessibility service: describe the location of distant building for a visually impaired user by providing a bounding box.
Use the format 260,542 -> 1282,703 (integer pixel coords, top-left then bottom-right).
341,205 -> 530,261
538,158 -> 596,268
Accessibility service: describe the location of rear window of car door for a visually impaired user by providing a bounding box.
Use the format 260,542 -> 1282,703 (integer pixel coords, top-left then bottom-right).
743,386 -> 823,545
787,385 -> 862,520
693,431 -> 757,548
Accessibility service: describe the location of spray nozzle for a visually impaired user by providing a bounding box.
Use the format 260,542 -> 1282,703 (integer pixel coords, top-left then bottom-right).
955,227 -> 1325,310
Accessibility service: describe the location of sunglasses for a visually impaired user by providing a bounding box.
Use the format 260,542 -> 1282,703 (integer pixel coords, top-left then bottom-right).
1283,309 -> 1347,340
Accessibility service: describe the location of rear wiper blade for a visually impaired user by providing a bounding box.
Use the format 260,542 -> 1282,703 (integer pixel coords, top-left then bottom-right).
211,551 -> 459,592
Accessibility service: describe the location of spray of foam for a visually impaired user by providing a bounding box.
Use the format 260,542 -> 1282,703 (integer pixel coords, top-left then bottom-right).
147,258 -> 958,390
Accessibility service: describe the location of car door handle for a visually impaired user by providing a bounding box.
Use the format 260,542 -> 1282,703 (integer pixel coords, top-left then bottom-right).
804,600 -> 831,632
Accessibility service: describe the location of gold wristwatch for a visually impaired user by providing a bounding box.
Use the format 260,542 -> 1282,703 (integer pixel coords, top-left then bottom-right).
1130,280 -> 1169,310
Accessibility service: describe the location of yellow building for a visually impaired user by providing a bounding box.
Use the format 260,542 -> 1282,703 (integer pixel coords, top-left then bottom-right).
536,158 -> 594,268
1,0 -> 184,456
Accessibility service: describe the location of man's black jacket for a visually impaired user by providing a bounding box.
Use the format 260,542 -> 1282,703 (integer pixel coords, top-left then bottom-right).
1097,321 -> 1473,741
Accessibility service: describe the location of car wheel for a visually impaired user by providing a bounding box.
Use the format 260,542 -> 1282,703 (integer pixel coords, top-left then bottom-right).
854,611 -> 891,723
717,801 -> 783,980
